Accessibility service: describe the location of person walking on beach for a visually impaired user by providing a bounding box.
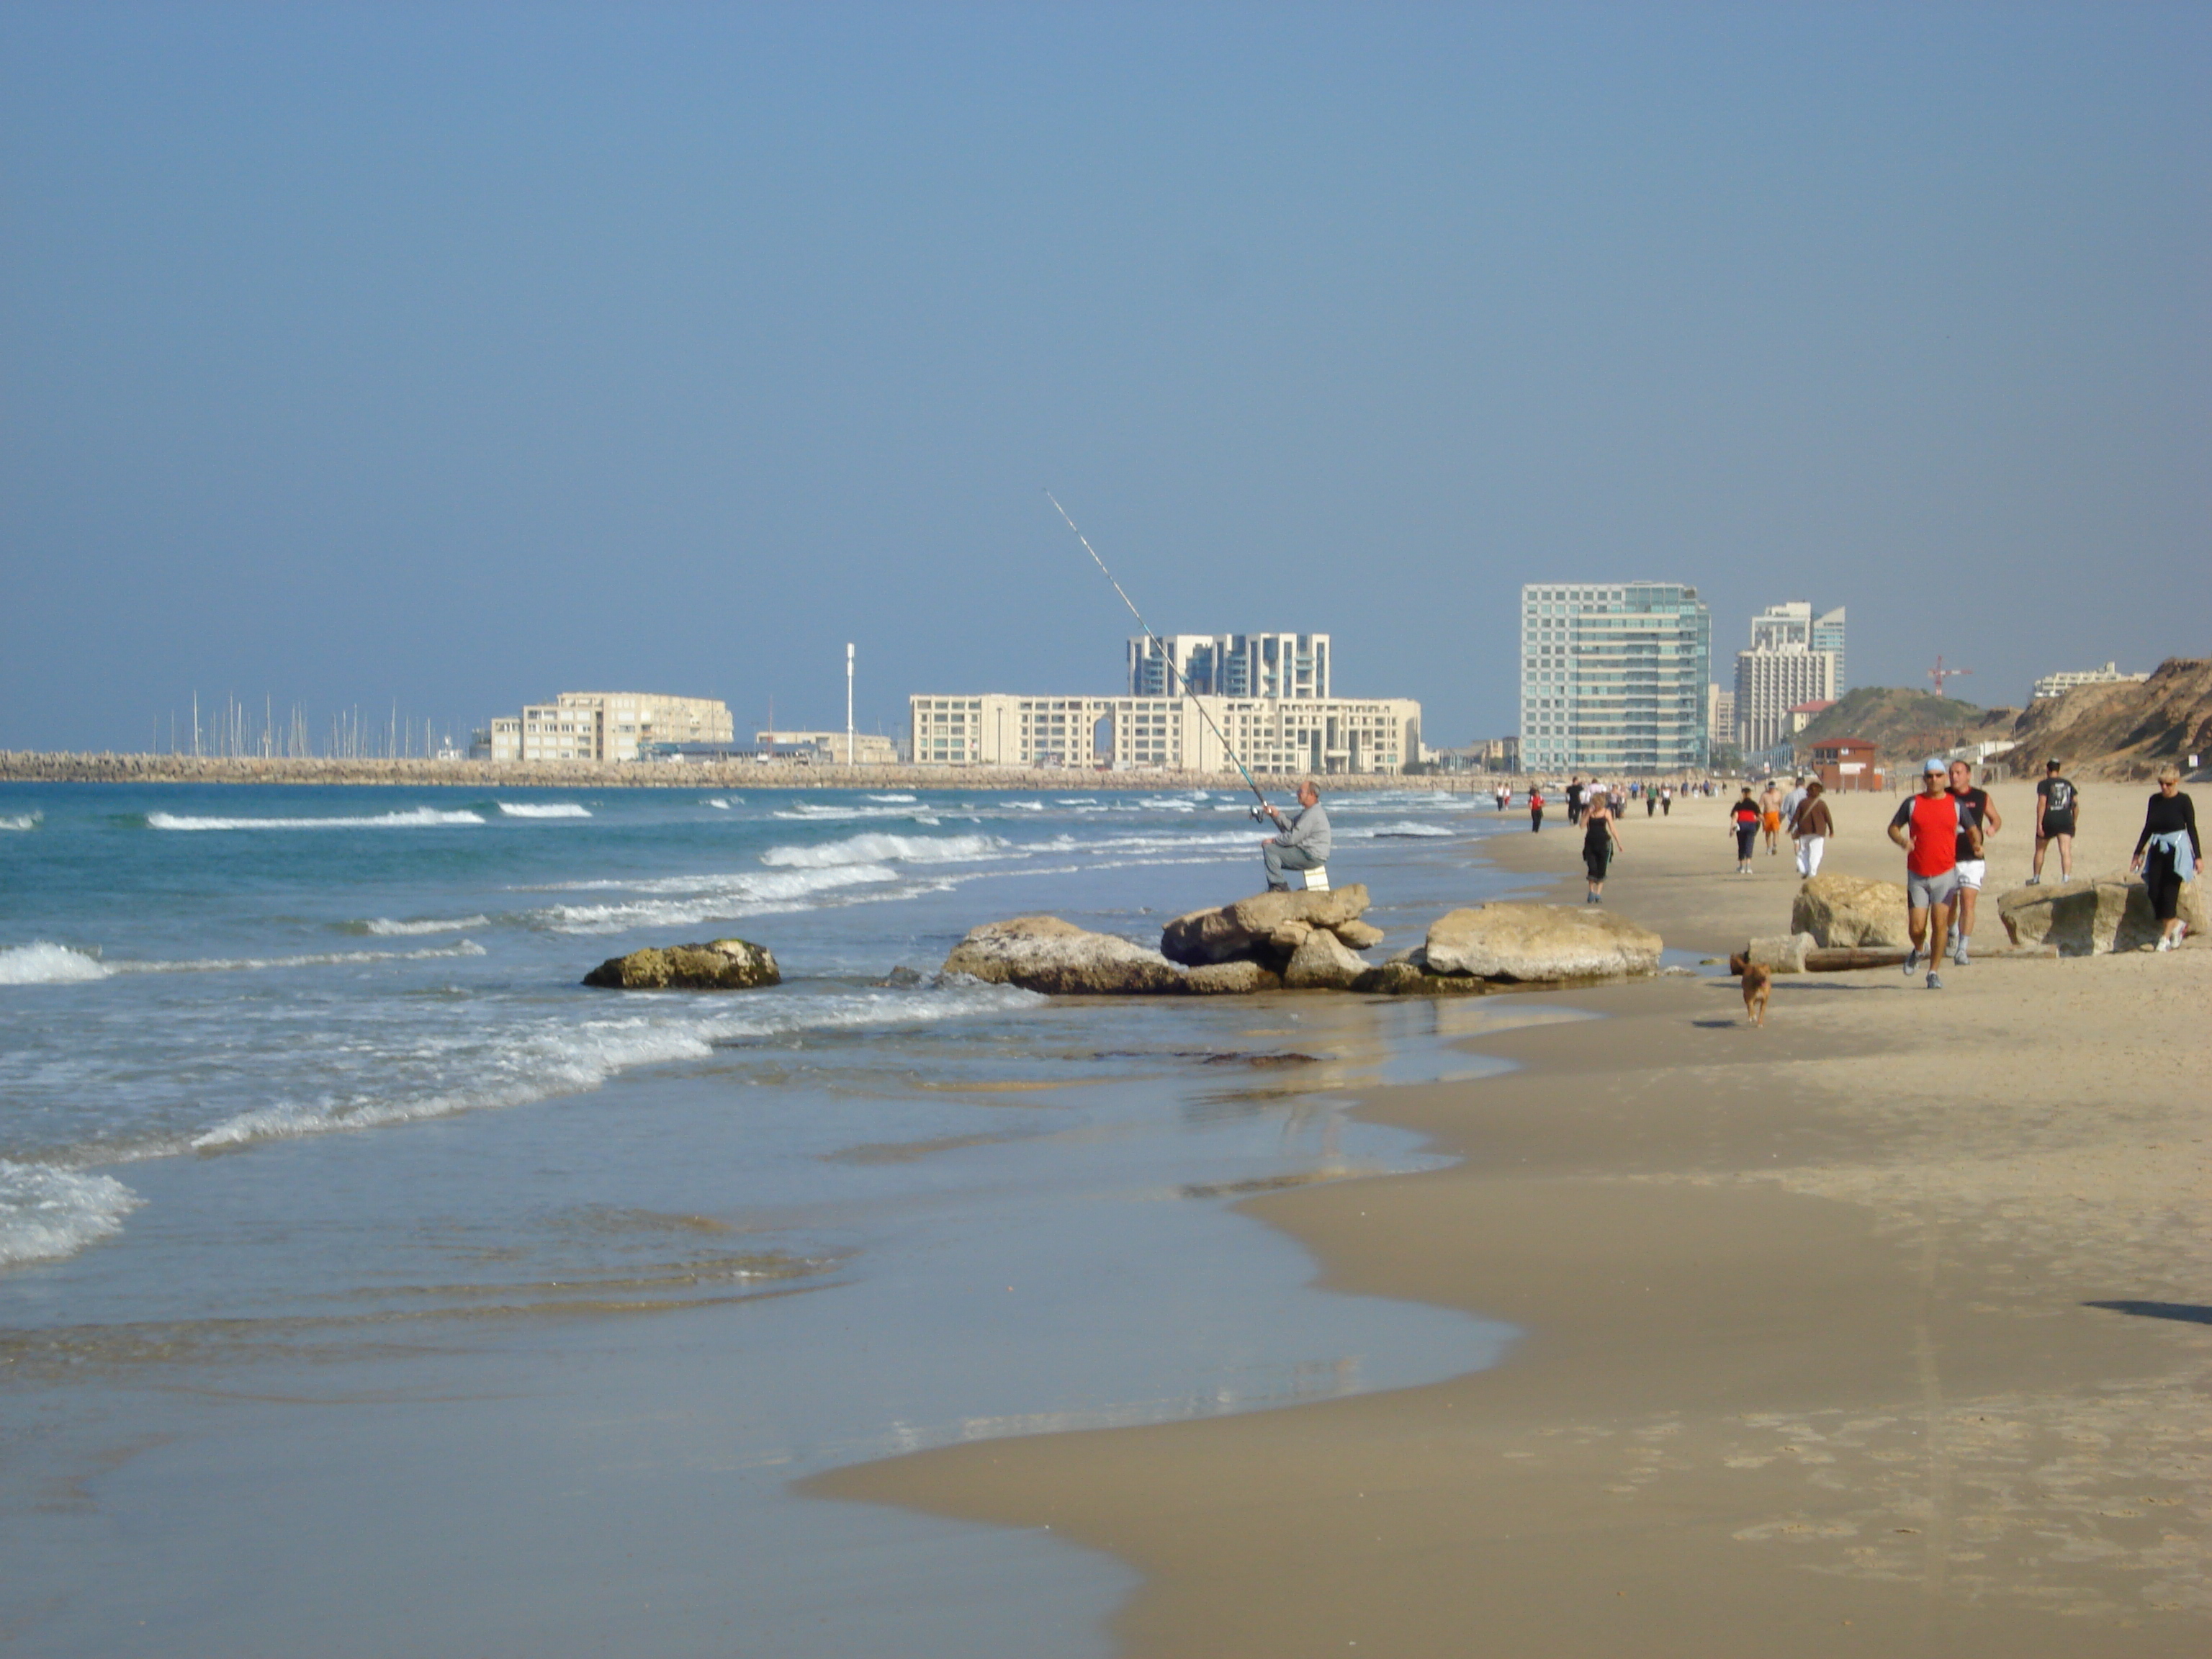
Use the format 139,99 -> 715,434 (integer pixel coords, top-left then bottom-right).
1259,779 -> 1332,891
1790,780 -> 1834,878
2031,758 -> 2080,884
1566,776 -> 1585,827
2128,765 -> 2200,951
1946,759 -> 2001,965
1528,785 -> 1545,832
1888,757 -> 1974,991
1582,788 -> 1623,903
1759,779 -> 1785,855
1660,782 -> 1673,816
1729,786 -> 1761,874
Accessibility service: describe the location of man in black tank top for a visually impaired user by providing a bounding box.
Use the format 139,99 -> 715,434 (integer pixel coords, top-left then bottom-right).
2032,758 -> 2080,884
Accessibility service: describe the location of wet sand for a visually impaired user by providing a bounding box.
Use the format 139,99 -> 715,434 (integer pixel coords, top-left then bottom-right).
813,781 -> 2211,1653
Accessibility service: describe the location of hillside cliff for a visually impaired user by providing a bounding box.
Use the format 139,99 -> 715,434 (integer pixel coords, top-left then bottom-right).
2002,657 -> 2212,779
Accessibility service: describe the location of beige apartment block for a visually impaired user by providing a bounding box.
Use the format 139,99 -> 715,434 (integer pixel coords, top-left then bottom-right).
756,730 -> 900,765
909,694 -> 1420,774
490,692 -> 733,763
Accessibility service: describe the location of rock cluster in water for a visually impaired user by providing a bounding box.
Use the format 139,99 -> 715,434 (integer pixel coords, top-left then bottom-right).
583,938 -> 781,990
936,889 -> 1664,997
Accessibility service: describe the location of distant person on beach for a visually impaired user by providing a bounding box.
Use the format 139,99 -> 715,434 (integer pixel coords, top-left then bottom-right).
1780,775 -> 1809,837
1660,783 -> 1673,816
1566,776 -> 1585,826
1259,779 -> 1332,891
1729,787 -> 1761,874
1496,782 -> 1511,813
2129,765 -> 2200,951
1528,786 -> 1545,832
1758,780 -> 1784,855
1582,788 -> 1622,903
1791,780 -> 1834,878
2031,759 -> 2080,884
1645,783 -> 1658,817
1946,759 -> 2000,966
1889,757 -> 1974,991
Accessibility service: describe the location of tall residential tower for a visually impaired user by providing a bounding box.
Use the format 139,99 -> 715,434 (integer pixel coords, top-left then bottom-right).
1733,601 -> 1846,752
1518,583 -> 1711,774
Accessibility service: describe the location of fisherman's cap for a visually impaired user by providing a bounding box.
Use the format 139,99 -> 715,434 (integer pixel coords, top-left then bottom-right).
1923,756 -> 1947,774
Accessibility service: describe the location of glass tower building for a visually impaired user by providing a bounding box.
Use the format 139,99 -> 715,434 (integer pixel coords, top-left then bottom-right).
1518,582 -> 1711,773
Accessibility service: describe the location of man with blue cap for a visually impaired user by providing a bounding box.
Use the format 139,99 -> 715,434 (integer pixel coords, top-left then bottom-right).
1887,756 -> 1979,990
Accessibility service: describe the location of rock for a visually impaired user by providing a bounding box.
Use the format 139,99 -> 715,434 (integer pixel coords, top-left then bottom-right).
1267,920 -> 1316,953
1743,932 -> 1817,974
583,938 -> 781,990
1791,874 -> 1911,949
1186,960 -> 1283,994
872,965 -> 925,988
1281,927 -> 1368,990
1160,886 -> 1372,966
1421,904 -> 1662,982
940,914 -> 1186,995
1997,872 -> 2207,956
1328,918 -> 1386,951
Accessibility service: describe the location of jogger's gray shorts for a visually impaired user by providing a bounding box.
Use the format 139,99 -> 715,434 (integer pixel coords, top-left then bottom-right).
1907,868 -> 1960,910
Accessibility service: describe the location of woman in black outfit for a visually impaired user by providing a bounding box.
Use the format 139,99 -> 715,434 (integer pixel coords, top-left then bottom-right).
1582,788 -> 1623,904
2130,765 -> 2202,951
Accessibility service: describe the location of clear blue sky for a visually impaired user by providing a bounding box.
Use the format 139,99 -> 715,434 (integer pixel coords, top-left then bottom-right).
3,2 -> 2206,752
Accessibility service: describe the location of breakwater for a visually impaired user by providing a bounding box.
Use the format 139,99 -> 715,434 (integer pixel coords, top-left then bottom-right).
0,752 -> 1491,793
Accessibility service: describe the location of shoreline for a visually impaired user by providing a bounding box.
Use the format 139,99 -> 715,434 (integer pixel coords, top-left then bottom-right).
0,752 -> 1491,792
810,784 -> 2212,1652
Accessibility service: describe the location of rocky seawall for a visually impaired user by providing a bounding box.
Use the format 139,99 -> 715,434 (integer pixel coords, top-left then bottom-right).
0,752 -> 1493,793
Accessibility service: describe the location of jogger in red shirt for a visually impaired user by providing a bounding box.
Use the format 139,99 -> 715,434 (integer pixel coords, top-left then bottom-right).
1887,757 -> 1979,990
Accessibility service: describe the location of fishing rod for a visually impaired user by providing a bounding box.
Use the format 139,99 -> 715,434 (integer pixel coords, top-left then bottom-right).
1043,490 -> 1274,818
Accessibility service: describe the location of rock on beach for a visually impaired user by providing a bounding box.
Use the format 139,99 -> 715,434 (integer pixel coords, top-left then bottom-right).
1997,871 -> 2207,956
583,938 -> 781,990
1160,886 -> 1374,967
1791,873 -> 1911,949
940,914 -> 1185,996
1421,904 -> 1662,983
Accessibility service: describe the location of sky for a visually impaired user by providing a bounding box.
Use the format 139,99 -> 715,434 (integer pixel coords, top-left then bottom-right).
2,1 -> 2206,753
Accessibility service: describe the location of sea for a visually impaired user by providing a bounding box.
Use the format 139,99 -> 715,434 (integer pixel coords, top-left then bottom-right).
0,780 -> 1561,1657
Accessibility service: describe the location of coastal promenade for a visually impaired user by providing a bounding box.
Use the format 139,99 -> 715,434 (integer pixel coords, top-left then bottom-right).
0,752 -> 1493,793
822,781 -> 2211,1655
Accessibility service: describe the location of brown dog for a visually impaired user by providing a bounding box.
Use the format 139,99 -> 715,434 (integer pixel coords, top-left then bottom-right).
1740,962 -> 1771,1028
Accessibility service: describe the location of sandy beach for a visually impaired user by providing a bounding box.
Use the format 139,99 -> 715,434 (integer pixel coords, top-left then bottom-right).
815,779 -> 2211,1653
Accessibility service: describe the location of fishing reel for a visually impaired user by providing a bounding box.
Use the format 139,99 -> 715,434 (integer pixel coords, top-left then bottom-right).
1249,803 -> 1272,823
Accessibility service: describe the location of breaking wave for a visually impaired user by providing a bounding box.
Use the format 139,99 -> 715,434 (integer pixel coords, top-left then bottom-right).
0,941 -> 112,985
758,833 -> 1004,870
0,812 -> 40,832
0,1161 -> 143,1266
495,801 -> 591,819
147,808 -> 484,831
356,916 -> 493,937
531,866 -> 904,933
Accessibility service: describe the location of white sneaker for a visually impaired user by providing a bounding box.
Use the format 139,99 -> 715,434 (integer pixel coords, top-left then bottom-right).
2157,935 -> 2174,953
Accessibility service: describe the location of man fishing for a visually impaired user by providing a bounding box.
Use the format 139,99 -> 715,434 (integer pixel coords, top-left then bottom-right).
1259,779 -> 1332,891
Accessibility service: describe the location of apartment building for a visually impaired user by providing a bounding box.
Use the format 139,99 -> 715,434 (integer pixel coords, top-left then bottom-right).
2030,662 -> 2146,701
1733,601 -> 1845,752
755,729 -> 900,765
1127,633 -> 1331,700
909,693 -> 1419,774
487,692 -> 734,762
1517,582 -> 1711,773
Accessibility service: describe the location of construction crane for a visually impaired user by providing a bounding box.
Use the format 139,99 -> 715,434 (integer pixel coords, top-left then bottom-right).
1927,655 -> 1974,699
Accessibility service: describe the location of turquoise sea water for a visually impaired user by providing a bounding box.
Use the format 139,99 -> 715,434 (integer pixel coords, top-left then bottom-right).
0,781 -> 1542,1656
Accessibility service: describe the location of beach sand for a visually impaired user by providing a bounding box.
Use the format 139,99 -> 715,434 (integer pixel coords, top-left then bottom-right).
813,781 -> 2211,1653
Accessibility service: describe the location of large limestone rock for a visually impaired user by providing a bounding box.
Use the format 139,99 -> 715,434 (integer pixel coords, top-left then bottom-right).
1421,904 -> 1662,983
940,914 -> 1185,995
1281,928 -> 1368,991
1331,918 -> 1387,951
1791,874 -> 1912,949
583,938 -> 781,990
1161,886 -> 1371,967
1743,932 -> 1817,974
1187,960 -> 1283,994
1997,871 -> 2207,956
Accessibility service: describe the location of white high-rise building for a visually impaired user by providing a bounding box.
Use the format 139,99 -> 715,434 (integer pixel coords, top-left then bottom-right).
1734,601 -> 1845,752
488,692 -> 734,762
1517,583 -> 1711,774
1127,633 -> 1329,700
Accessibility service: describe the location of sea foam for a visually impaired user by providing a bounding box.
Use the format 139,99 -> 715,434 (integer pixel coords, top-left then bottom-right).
758,833 -> 1004,870
0,1161 -> 143,1265
0,812 -> 40,832
495,801 -> 591,818
359,916 -> 494,937
0,941 -> 112,985
147,808 -> 483,831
